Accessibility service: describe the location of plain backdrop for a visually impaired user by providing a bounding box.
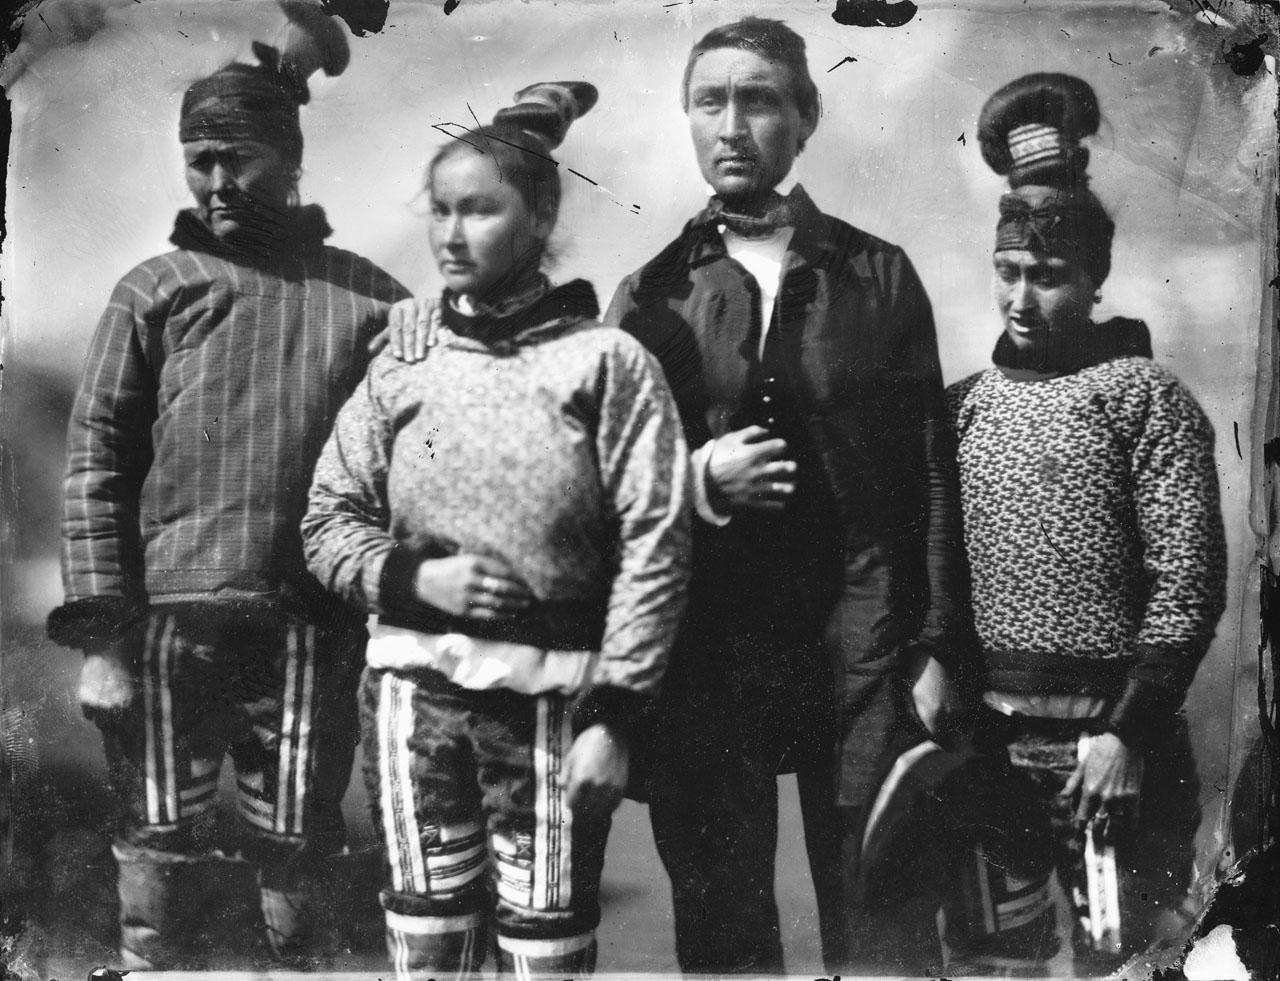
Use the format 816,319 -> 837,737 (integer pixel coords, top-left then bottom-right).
2,0 -> 1275,975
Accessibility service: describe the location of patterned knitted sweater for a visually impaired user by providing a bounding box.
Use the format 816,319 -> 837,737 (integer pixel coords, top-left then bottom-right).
946,322 -> 1227,739
301,282 -> 691,721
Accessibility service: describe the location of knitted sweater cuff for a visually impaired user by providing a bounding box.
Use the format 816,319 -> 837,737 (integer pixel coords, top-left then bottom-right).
378,544 -> 424,616
47,596 -> 146,651
572,685 -> 650,743
1106,643 -> 1196,744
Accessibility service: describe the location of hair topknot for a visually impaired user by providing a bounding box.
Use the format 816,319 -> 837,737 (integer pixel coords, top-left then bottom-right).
493,81 -> 598,152
978,73 -> 1100,187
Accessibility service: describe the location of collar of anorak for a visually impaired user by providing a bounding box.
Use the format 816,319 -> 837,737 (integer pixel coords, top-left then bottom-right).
993,316 -> 1153,381
170,204 -> 332,264
438,279 -> 600,353
687,184 -> 828,271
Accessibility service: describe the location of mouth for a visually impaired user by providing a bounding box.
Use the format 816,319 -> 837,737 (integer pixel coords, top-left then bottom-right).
716,154 -> 757,169
440,259 -> 475,272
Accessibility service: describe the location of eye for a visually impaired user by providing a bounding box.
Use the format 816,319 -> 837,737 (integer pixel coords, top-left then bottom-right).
744,90 -> 779,109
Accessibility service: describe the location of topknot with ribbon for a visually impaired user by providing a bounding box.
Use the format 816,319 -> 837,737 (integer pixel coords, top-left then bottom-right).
179,0 -> 350,164
979,73 -> 1114,285
978,72 -> 1100,189
492,80 -> 599,150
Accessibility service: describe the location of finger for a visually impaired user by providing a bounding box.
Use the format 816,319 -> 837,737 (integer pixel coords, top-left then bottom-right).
752,481 -> 795,501
472,554 -> 519,578
749,438 -> 791,461
735,425 -> 772,443
743,498 -> 787,513
472,558 -> 533,595
389,319 -> 405,360
1075,788 -> 1097,825
366,327 -> 390,355
467,577 -> 532,607
1060,763 -> 1085,800
480,575 -> 534,601
470,594 -> 530,615
761,460 -> 799,478
414,304 -> 431,362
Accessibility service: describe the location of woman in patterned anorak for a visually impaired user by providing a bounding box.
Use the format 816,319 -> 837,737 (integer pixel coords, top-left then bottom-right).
300,82 -> 690,980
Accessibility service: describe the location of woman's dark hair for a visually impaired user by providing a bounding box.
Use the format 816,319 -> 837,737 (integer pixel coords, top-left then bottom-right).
681,17 -> 821,135
425,81 -> 597,233
427,122 -> 563,226
978,72 -> 1100,188
979,73 -> 1115,286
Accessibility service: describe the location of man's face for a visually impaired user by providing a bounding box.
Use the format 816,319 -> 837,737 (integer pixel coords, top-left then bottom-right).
685,46 -> 816,206
183,138 -> 296,240
993,250 -> 1097,351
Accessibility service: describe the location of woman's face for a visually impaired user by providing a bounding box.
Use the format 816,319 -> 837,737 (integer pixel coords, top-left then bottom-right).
428,152 -> 550,299
992,249 -> 1097,351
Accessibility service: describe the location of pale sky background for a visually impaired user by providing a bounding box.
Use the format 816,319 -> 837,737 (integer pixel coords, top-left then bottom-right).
2,0 -> 1275,957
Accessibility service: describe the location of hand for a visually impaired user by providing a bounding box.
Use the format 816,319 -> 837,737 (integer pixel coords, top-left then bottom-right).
560,724 -> 629,817
367,296 -> 436,361
413,554 -> 534,620
706,426 -> 797,513
1061,732 -> 1144,825
78,644 -> 136,723
906,648 -> 962,739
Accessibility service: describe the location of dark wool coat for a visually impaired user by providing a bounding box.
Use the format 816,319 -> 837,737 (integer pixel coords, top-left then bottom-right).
604,187 -> 967,804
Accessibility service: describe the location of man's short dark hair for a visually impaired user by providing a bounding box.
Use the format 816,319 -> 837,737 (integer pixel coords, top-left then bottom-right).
680,17 -> 821,125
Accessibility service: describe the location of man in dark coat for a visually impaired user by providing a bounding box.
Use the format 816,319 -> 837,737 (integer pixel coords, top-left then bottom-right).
603,16 -> 968,975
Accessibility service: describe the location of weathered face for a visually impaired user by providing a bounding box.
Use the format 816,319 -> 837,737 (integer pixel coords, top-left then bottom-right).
992,249 -> 1097,351
685,46 -> 816,206
428,151 -> 551,299
182,138 -> 296,241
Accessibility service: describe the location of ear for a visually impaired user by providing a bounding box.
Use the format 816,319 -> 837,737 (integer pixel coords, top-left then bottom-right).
797,107 -> 818,153
533,209 -> 557,244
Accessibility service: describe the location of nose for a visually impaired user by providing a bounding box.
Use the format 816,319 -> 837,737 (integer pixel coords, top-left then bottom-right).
210,162 -> 235,194
719,93 -> 747,142
444,215 -> 466,249
1008,276 -> 1032,312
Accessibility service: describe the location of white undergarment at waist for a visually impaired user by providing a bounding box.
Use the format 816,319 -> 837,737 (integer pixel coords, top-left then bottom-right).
983,691 -> 1109,719
366,619 -> 596,695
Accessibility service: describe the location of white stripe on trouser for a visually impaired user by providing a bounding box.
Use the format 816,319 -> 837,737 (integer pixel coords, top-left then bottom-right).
499,932 -> 595,981
276,627 -> 301,834
379,673 -> 428,893
532,696 -> 572,912
385,911 -> 484,981
290,626 -> 316,835
141,616 -> 161,824
159,617 -> 177,823
143,615 -> 178,826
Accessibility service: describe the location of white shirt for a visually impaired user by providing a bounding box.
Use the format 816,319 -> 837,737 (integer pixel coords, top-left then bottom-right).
693,209 -> 795,526
721,225 -> 794,360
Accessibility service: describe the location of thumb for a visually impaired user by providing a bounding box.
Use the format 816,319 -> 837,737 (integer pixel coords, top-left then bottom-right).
557,746 -> 576,792
1060,759 -> 1085,800
366,326 -> 390,355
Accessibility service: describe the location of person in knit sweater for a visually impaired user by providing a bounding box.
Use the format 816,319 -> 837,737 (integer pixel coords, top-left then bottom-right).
301,83 -> 690,979
45,8 -> 410,969
946,73 -> 1228,972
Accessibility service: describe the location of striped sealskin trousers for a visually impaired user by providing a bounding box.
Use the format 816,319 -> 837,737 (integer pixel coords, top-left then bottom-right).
361,666 -> 611,980
96,607 -> 362,967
